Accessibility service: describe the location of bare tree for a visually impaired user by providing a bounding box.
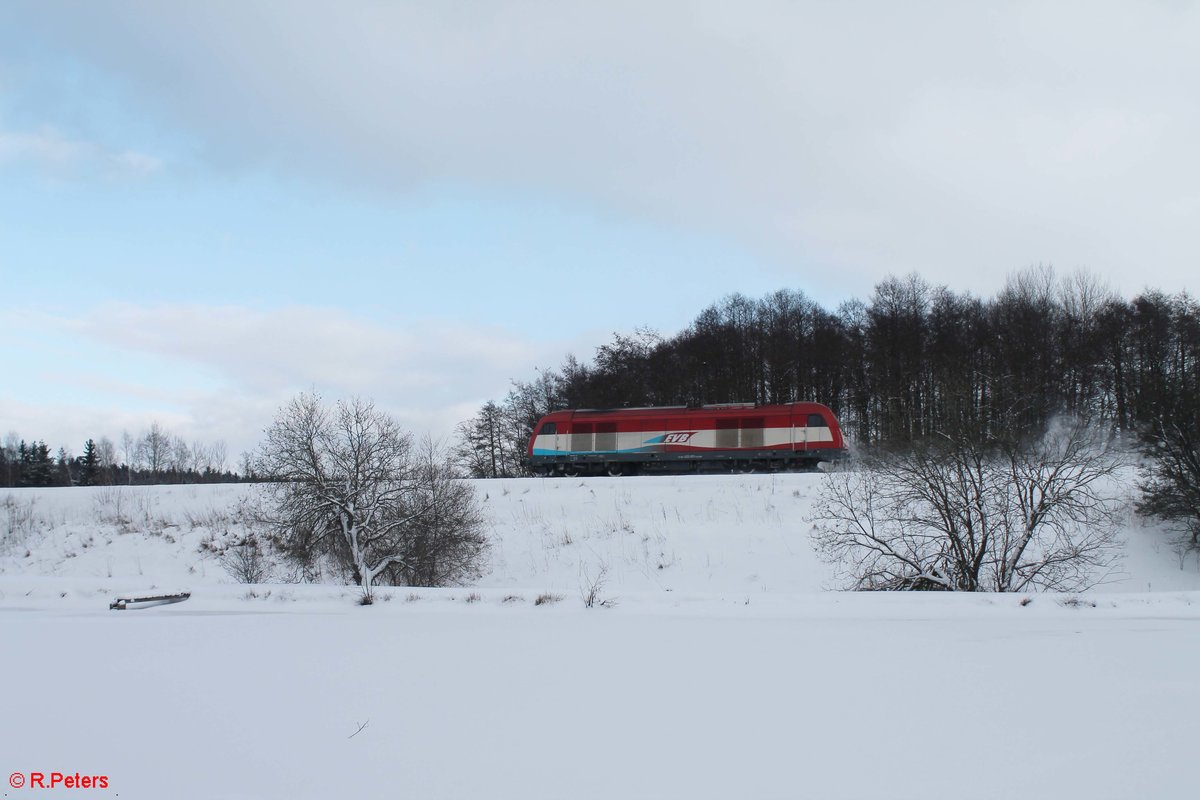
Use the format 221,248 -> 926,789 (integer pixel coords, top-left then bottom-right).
1,431 -> 17,487
141,422 -> 171,475
239,450 -> 256,481
255,394 -> 487,602
1137,412 -> 1200,550
120,430 -> 138,483
455,400 -> 526,478
208,440 -> 228,473
170,435 -> 191,473
96,437 -> 117,468
377,436 -> 487,587
454,402 -> 503,478
812,418 -> 1125,592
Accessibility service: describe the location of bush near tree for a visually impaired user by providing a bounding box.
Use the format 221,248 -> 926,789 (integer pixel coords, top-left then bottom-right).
254,393 -> 487,602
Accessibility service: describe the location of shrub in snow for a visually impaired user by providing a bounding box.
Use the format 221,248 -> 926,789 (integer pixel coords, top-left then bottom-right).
1,495 -> 41,553
218,536 -> 272,584
812,416 -> 1125,592
1136,408 -> 1200,553
580,562 -> 616,607
253,393 -> 488,603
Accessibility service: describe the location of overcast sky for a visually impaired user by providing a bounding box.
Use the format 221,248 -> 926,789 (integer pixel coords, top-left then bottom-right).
2,1 -> 1199,461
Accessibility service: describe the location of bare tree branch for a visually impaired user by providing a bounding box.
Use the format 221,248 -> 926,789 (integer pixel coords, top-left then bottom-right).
813,417 -> 1124,592
254,394 -> 488,601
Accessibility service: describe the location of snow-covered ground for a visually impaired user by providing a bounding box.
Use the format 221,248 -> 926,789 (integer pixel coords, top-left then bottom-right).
3,475 -> 1199,799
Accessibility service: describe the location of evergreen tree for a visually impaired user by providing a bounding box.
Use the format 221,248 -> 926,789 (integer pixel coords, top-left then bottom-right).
19,441 -> 54,487
80,439 -> 100,487
55,447 -> 73,486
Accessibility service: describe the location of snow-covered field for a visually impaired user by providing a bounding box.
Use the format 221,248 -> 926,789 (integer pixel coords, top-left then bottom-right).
3,475 -> 1199,799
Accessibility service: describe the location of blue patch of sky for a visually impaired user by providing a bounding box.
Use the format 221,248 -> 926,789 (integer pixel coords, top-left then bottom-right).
1,20 -> 815,345
3,162 -> 788,339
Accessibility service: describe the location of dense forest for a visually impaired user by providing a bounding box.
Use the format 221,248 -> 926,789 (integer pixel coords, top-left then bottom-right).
455,267 -> 1200,483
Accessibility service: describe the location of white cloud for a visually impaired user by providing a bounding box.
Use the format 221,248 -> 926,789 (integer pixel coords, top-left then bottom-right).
0,125 -> 161,176
107,148 -> 161,176
65,303 -> 550,396
0,127 -> 87,163
1,303 -> 578,457
10,1 -> 1198,298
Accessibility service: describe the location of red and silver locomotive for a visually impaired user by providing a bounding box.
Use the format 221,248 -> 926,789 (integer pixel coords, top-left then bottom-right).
526,402 -> 847,476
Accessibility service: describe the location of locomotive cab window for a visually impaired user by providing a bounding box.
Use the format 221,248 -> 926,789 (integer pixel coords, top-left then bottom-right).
807,413 -> 828,428
538,422 -> 557,436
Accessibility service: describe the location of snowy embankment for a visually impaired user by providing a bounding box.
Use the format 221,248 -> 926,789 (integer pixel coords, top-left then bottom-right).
3,475 -> 1200,800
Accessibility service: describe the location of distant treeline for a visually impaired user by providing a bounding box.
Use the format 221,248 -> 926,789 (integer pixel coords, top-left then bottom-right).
0,423 -> 248,488
456,267 -> 1200,477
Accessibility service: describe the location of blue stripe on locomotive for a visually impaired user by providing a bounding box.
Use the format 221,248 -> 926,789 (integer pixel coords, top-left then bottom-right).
532,445 -> 657,456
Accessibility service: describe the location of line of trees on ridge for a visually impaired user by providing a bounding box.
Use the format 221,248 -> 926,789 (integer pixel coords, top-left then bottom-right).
0,423 -> 243,488
455,266 -> 1198,477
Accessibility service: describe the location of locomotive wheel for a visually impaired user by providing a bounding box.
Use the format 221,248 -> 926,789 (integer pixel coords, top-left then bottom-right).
606,463 -> 625,477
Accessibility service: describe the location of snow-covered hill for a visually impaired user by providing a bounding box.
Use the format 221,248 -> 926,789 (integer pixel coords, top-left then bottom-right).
4,473 -> 1198,598
3,475 -> 1199,800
